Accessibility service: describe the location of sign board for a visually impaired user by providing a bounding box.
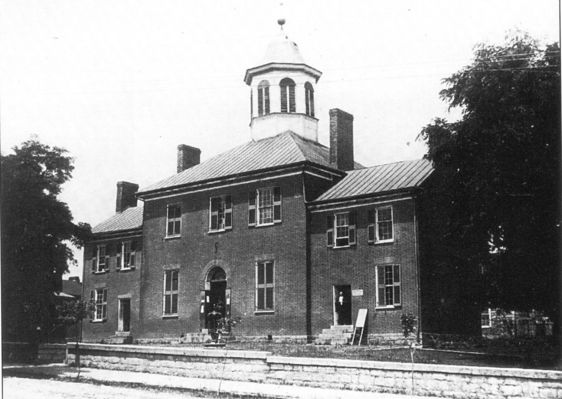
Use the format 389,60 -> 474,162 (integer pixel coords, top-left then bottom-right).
355,308 -> 368,329
352,289 -> 363,297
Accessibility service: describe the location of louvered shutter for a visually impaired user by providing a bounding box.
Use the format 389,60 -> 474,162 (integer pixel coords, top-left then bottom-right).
288,84 -> 295,112
377,266 -> 385,306
258,88 -> 263,115
102,289 -> 107,319
349,211 -> 356,245
326,215 -> 334,247
91,247 -> 97,273
225,195 -> 232,229
248,191 -> 256,226
368,210 -> 376,243
115,243 -> 121,270
264,87 -> 270,114
130,241 -> 136,267
210,197 -> 219,231
273,187 -> 282,223
280,85 -> 287,112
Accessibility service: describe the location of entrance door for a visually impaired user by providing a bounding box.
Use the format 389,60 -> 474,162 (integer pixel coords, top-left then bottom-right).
204,267 -> 228,330
118,298 -> 131,332
333,285 -> 352,325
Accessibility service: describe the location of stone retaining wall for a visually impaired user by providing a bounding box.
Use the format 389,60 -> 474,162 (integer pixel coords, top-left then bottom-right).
66,343 -> 562,399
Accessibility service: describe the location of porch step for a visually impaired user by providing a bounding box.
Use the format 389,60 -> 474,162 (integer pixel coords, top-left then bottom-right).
180,333 -> 212,344
104,335 -> 133,344
315,325 -> 355,345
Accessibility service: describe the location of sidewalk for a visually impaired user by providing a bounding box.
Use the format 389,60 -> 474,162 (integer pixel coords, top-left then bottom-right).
3,363 -> 443,399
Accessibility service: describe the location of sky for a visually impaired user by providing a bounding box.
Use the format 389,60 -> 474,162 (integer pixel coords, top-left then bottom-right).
1,0 -> 559,279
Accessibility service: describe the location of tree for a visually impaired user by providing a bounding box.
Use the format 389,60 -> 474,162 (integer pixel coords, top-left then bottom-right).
1,139 -> 91,343
418,34 -> 560,327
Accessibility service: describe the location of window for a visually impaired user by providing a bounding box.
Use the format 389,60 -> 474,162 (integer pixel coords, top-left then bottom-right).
90,288 -> 107,321
368,206 -> 394,243
326,212 -> 356,248
305,82 -> 314,117
163,270 -> 179,316
209,195 -> 232,232
92,245 -> 108,273
280,78 -> 296,113
117,241 -> 136,269
248,187 -> 281,226
256,261 -> 274,311
166,204 -> 181,237
376,265 -> 401,308
257,80 -> 270,116
481,308 -> 493,328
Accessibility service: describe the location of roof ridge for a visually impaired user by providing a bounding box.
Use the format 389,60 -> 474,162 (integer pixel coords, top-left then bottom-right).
352,158 -> 428,171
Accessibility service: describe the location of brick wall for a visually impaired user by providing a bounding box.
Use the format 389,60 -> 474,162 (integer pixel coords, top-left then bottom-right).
139,174 -> 309,339
309,198 -> 420,337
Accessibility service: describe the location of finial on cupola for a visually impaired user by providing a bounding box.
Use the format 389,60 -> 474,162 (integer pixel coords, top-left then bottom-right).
277,2 -> 287,38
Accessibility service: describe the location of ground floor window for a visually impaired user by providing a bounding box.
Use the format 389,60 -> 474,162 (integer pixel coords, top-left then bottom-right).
256,261 -> 274,311
163,270 -> 179,316
376,265 -> 401,308
91,288 -> 107,321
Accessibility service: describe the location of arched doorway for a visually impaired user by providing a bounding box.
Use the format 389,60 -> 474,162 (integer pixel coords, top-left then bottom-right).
203,267 -> 228,330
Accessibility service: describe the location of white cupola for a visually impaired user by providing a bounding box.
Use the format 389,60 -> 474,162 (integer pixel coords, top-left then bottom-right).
244,19 -> 322,141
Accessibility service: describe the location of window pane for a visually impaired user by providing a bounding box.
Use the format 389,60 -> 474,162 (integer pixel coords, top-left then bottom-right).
164,295 -> 171,314
172,294 -> 178,314
266,262 -> 273,284
378,284 -> 385,305
172,271 -> 178,291
385,266 -> 393,285
165,272 -> 171,291
377,267 -> 385,285
378,208 -> 391,221
257,264 -> 264,284
393,265 -> 400,283
257,288 -> 264,309
266,287 -> 273,309
385,286 -> 393,305
394,286 -> 401,305
167,221 -> 174,235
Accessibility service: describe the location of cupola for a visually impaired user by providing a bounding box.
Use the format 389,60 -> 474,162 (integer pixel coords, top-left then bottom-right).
244,19 -> 322,141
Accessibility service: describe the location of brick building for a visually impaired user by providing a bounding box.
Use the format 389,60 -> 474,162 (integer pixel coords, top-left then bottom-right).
82,22 -> 478,344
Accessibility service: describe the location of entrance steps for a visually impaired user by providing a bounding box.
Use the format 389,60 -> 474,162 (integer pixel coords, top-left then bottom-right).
104,334 -> 133,344
315,325 -> 354,345
180,332 -> 212,344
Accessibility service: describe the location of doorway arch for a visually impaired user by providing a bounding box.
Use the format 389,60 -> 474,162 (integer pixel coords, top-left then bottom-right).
203,266 -> 228,330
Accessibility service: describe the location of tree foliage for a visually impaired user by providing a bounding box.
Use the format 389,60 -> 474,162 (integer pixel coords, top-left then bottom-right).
418,34 -> 560,322
1,139 -> 91,341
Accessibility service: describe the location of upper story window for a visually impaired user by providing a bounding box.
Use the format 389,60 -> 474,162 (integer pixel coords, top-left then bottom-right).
90,288 -> 108,321
91,244 -> 108,273
305,82 -> 314,117
166,204 -> 181,237
257,80 -> 270,116
280,78 -> 296,113
209,195 -> 232,232
248,187 -> 282,227
368,206 -> 394,244
117,240 -> 136,270
375,265 -> 401,308
326,211 -> 356,248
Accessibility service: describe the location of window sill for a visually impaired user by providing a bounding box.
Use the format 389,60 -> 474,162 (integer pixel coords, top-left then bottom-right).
374,239 -> 394,245
332,244 -> 356,249
254,310 -> 275,315
208,228 -> 232,235
93,270 -> 108,275
90,319 -> 107,323
375,305 -> 401,310
118,267 -> 136,272
162,314 -> 179,319
164,235 -> 181,240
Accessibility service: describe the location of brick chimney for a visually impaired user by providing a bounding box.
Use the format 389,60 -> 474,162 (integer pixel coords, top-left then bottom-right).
177,144 -> 201,173
329,108 -> 354,171
116,181 -> 139,213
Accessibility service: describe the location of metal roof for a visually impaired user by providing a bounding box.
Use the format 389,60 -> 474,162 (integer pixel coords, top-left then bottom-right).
92,205 -> 143,234
315,158 -> 433,202
139,131 -> 360,195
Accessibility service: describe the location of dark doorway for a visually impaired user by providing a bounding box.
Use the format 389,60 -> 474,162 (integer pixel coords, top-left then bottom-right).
333,285 -> 352,325
118,298 -> 131,332
204,267 -> 227,330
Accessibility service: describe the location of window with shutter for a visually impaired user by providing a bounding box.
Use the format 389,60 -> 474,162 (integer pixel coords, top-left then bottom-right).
163,270 -> 179,316
375,265 -> 401,308
93,288 -> 108,321
166,204 -> 181,237
376,206 -> 394,242
94,245 -> 107,273
258,80 -> 270,116
280,78 -> 295,113
209,195 -> 233,232
305,82 -> 315,117
256,261 -> 274,312
250,187 -> 281,226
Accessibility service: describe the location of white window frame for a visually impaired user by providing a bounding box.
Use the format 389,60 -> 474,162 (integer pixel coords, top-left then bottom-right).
163,269 -> 179,317
94,244 -> 107,273
249,187 -> 281,227
117,241 -> 136,270
376,206 -> 394,243
92,288 -> 107,321
166,204 -> 182,238
255,261 -> 274,312
209,195 -> 232,233
327,212 -> 356,248
375,265 -> 401,309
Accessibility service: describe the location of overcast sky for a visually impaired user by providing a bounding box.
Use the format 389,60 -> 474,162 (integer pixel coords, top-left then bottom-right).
1,0 -> 559,279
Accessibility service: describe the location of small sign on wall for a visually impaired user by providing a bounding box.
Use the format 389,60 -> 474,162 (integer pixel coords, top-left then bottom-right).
352,289 -> 363,297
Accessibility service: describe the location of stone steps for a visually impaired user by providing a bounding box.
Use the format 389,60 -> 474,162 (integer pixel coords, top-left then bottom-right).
315,325 -> 355,345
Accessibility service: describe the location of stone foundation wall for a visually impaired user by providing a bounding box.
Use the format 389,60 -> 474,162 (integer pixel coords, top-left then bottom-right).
66,343 -> 562,399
